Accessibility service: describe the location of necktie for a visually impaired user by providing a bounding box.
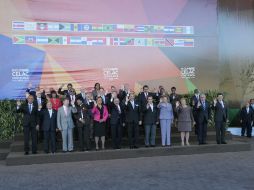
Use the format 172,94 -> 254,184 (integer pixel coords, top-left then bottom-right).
151,104 -> 153,112
202,101 -> 205,110
29,104 -> 32,113
131,101 -> 134,109
64,106 -> 68,116
49,109 -> 52,118
118,105 -> 121,114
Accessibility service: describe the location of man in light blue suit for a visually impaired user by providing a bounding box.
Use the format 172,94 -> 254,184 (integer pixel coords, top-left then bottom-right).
157,95 -> 174,146
57,98 -> 77,152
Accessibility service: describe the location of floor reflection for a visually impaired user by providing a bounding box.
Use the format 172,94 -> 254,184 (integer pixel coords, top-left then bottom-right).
227,127 -> 254,136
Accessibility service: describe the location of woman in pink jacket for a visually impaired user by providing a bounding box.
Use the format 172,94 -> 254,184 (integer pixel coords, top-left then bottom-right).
91,96 -> 109,150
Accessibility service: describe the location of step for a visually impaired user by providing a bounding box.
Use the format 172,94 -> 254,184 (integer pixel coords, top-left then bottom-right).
0,141 -> 12,149
9,132 -> 232,152
13,127 -> 217,141
0,149 -> 10,160
6,140 -> 251,166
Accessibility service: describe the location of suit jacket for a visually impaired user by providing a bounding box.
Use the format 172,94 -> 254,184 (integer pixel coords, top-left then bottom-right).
196,100 -> 211,122
124,100 -> 141,123
157,102 -> 174,120
91,105 -> 109,122
75,104 -> 92,127
40,109 -> 57,131
240,106 -> 254,123
109,103 -> 125,125
212,101 -> 228,122
58,88 -> 71,96
57,105 -> 77,130
138,92 -> 157,108
169,93 -> 181,106
16,103 -> 39,127
143,104 -> 159,125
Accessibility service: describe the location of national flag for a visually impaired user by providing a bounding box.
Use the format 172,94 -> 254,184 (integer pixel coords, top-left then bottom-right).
25,36 -> 36,43
12,22 -> 25,30
59,23 -> 72,31
13,36 -> 25,44
135,25 -> 149,33
24,22 -> 36,31
70,24 -> 79,31
103,24 -> 116,32
173,39 -> 185,47
175,27 -> 183,33
153,25 -> 164,33
153,38 -> 165,47
119,38 -> 134,46
124,24 -> 135,32
185,26 -> 194,34
69,36 -> 87,45
134,38 -> 146,46
78,24 -> 92,31
146,38 -> 153,46
92,24 -> 103,32
184,39 -> 194,47
87,37 -> 106,45
36,36 -> 49,44
48,37 -> 62,44
37,23 -> 48,30
164,26 -> 175,33
115,24 -> 124,32
48,23 -> 60,31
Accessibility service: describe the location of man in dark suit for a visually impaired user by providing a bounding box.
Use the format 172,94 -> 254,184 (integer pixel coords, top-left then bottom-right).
196,94 -> 211,145
191,89 -> 200,135
124,92 -> 142,149
212,93 -> 228,144
58,83 -> 74,96
169,87 -> 181,120
76,87 -> 87,103
16,95 -> 39,155
40,101 -> 57,153
240,101 -> 253,138
143,95 -> 159,147
109,98 -> 125,149
75,97 -> 92,151
118,84 -> 130,103
138,85 -> 158,108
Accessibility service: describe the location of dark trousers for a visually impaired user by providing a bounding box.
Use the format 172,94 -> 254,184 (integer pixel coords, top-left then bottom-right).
215,121 -> 226,143
23,125 -> 37,153
111,122 -> 122,149
198,120 -> 207,144
78,125 -> 91,150
241,121 -> 252,137
193,113 -> 199,135
44,130 -> 56,153
127,122 -> 139,147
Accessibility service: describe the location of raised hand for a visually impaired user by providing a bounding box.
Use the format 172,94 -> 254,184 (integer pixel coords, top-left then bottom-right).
175,101 -> 180,108
60,84 -> 65,88
125,95 -> 129,102
71,99 -> 75,106
93,100 -> 97,107
16,100 -> 21,106
213,98 -> 217,105
28,82 -> 32,89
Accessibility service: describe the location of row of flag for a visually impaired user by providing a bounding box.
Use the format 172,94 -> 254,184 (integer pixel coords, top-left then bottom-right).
12,21 -> 194,35
12,35 -> 194,47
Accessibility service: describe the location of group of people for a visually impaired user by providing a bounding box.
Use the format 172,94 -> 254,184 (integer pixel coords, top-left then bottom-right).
16,82 -> 252,155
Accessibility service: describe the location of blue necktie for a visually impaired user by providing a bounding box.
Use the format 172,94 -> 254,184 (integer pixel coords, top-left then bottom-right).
202,102 -> 205,110
29,104 -> 32,113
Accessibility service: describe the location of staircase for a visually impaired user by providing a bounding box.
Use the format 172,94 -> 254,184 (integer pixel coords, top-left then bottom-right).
2,127 -> 252,166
